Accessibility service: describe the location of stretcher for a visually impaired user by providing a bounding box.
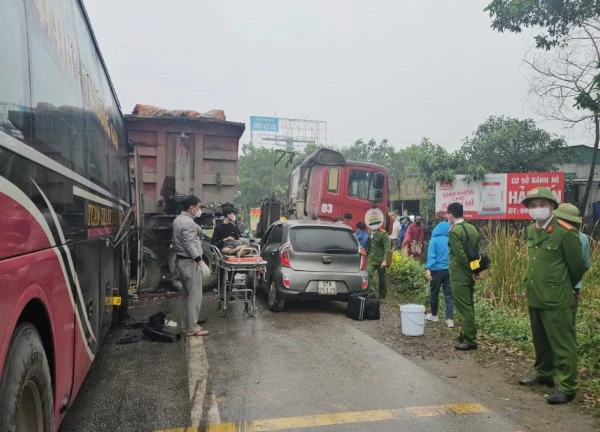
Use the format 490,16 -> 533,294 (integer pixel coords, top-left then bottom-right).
211,245 -> 267,317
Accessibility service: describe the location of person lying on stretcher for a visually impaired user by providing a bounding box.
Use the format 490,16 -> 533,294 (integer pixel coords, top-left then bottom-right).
211,205 -> 251,256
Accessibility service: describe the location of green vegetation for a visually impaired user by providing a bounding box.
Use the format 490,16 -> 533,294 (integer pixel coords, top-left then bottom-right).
236,116 -> 566,221
386,228 -> 600,409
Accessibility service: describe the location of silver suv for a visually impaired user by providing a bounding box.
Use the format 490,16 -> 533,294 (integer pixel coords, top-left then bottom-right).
259,220 -> 369,311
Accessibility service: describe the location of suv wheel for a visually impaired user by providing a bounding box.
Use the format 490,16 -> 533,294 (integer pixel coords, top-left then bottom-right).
268,281 -> 285,312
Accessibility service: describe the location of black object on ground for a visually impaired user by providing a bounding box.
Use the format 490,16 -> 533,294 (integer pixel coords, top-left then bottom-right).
117,333 -> 143,345
347,295 -> 366,321
364,297 -> 380,320
142,311 -> 181,343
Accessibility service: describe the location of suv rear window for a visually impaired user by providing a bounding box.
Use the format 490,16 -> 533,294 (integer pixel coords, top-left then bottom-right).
289,227 -> 359,254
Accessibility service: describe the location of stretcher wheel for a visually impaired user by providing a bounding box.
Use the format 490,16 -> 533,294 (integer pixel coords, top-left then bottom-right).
217,300 -> 222,311
218,308 -> 227,318
246,305 -> 256,317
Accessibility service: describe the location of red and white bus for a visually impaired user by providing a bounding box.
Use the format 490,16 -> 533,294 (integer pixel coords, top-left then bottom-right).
0,1 -> 132,430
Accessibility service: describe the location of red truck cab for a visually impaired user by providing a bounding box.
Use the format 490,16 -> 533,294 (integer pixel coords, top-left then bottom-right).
288,148 -> 390,230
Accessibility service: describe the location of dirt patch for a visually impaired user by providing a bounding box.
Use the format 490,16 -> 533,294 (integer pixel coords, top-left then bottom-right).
349,303 -> 600,432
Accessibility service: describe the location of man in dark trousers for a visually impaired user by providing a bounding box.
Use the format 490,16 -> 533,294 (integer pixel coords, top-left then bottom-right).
172,195 -> 209,337
446,202 -> 480,351
425,221 -> 454,328
367,220 -> 390,299
519,188 -> 585,405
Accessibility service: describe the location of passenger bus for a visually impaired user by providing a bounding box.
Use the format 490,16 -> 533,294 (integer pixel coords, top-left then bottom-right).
0,1 -> 132,430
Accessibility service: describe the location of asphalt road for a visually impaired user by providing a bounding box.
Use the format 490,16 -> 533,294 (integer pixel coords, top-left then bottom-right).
60,292 -> 521,432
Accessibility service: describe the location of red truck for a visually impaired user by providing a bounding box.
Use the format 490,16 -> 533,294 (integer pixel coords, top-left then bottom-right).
287,148 -> 391,230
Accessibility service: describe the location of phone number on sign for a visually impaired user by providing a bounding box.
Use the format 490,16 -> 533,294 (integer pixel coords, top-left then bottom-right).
508,207 -> 530,215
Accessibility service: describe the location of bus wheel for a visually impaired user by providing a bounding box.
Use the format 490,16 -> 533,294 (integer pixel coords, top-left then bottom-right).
0,323 -> 53,432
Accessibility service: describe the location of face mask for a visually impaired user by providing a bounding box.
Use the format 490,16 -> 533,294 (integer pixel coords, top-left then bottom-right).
529,207 -> 551,221
195,209 -> 203,218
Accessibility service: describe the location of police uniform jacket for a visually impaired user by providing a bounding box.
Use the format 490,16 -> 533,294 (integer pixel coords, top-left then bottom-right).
367,228 -> 391,264
525,217 -> 585,310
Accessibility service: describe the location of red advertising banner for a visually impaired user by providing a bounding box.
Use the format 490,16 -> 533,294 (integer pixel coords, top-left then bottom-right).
506,172 -> 564,219
435,172 -> 564,220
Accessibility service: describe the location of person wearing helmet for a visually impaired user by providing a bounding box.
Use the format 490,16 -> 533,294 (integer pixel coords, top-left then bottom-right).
519,188 -> 586,405
552,203 -> 591,337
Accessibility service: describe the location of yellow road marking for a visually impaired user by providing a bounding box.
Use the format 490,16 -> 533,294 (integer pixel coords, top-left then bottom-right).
155,402 -> 488,432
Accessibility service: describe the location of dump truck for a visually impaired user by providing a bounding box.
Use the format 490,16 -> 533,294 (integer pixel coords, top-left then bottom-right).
126,105 -> 245,292
286,148 -> 391,230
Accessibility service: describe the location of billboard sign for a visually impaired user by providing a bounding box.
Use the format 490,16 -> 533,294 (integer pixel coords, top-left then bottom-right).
250,116 -> 279,132
435,172 -> 564,220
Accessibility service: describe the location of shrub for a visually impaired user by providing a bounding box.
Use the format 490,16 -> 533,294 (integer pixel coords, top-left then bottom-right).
480,224 -> 528,310
387,251 -> 428,293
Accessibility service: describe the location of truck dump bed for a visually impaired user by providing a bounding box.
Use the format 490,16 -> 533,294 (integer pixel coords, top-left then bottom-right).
125,111 -> 245,214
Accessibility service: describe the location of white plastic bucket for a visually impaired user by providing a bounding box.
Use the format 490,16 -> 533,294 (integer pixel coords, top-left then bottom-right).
400,304 -> 426,336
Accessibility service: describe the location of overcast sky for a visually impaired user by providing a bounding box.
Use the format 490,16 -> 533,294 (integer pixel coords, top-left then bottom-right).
84,0 -> 593,151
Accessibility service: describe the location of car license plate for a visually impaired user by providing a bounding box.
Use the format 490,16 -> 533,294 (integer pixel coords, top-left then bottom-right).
318,281 -> 337,295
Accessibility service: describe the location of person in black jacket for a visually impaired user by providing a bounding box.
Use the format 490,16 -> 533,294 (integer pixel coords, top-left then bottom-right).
212,205 -> 248,255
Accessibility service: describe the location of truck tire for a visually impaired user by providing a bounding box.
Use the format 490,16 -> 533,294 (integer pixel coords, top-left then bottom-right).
138,246 -> 162,293
201,242 -> 217,292
0,323 -> 54,432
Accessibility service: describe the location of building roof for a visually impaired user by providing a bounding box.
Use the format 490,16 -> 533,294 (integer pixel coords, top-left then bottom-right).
563,145 -> 600,164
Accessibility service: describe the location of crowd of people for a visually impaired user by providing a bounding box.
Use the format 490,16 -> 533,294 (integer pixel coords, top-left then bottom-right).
173,187 -> 589,405
352,187 -> 590,405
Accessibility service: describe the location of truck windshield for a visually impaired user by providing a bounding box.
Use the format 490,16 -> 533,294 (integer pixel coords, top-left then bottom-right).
348,170 -> 384,202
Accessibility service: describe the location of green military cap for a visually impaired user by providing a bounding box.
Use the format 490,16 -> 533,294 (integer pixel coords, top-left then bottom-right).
521,187 -> 559,208
553,203 -> 582,224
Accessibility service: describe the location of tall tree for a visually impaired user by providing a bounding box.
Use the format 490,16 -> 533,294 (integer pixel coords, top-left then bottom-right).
400,138 -> 458,193
524,21 -> 600,214
486,0 -> 600,49
487,0 -> 600,214
459,116 -> 567,179
340,138 -> 395,168
235,144 -> 317,209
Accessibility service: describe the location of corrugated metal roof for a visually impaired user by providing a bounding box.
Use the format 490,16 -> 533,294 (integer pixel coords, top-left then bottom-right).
563,145 -> 600,164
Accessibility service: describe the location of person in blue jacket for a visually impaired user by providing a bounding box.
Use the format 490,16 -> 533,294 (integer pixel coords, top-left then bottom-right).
424,221 -> 454,328
355,222 -> 369,250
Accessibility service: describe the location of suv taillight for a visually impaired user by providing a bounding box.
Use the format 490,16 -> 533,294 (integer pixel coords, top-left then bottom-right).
360,254 -> 366,270
280,243 -> 292,268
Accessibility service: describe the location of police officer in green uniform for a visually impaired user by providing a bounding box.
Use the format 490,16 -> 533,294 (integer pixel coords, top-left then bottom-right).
520,187 -> 585,405
446,202 -> 481,351
367,220 -> 391,299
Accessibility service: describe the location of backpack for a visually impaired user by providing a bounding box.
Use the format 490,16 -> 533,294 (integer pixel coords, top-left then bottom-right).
459,224 -> 490,274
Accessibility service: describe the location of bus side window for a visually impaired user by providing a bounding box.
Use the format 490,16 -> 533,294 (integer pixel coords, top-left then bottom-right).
0,0 -> 31,145
327,167 -> 339,193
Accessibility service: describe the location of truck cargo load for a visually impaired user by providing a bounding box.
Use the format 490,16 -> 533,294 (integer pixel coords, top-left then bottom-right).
126,107 -> 245,292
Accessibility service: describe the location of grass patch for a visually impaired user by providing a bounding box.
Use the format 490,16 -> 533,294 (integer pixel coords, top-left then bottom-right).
385,229 -> 600,411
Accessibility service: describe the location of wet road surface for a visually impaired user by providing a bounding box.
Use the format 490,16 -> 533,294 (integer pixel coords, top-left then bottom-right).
61,292 -> 521,432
